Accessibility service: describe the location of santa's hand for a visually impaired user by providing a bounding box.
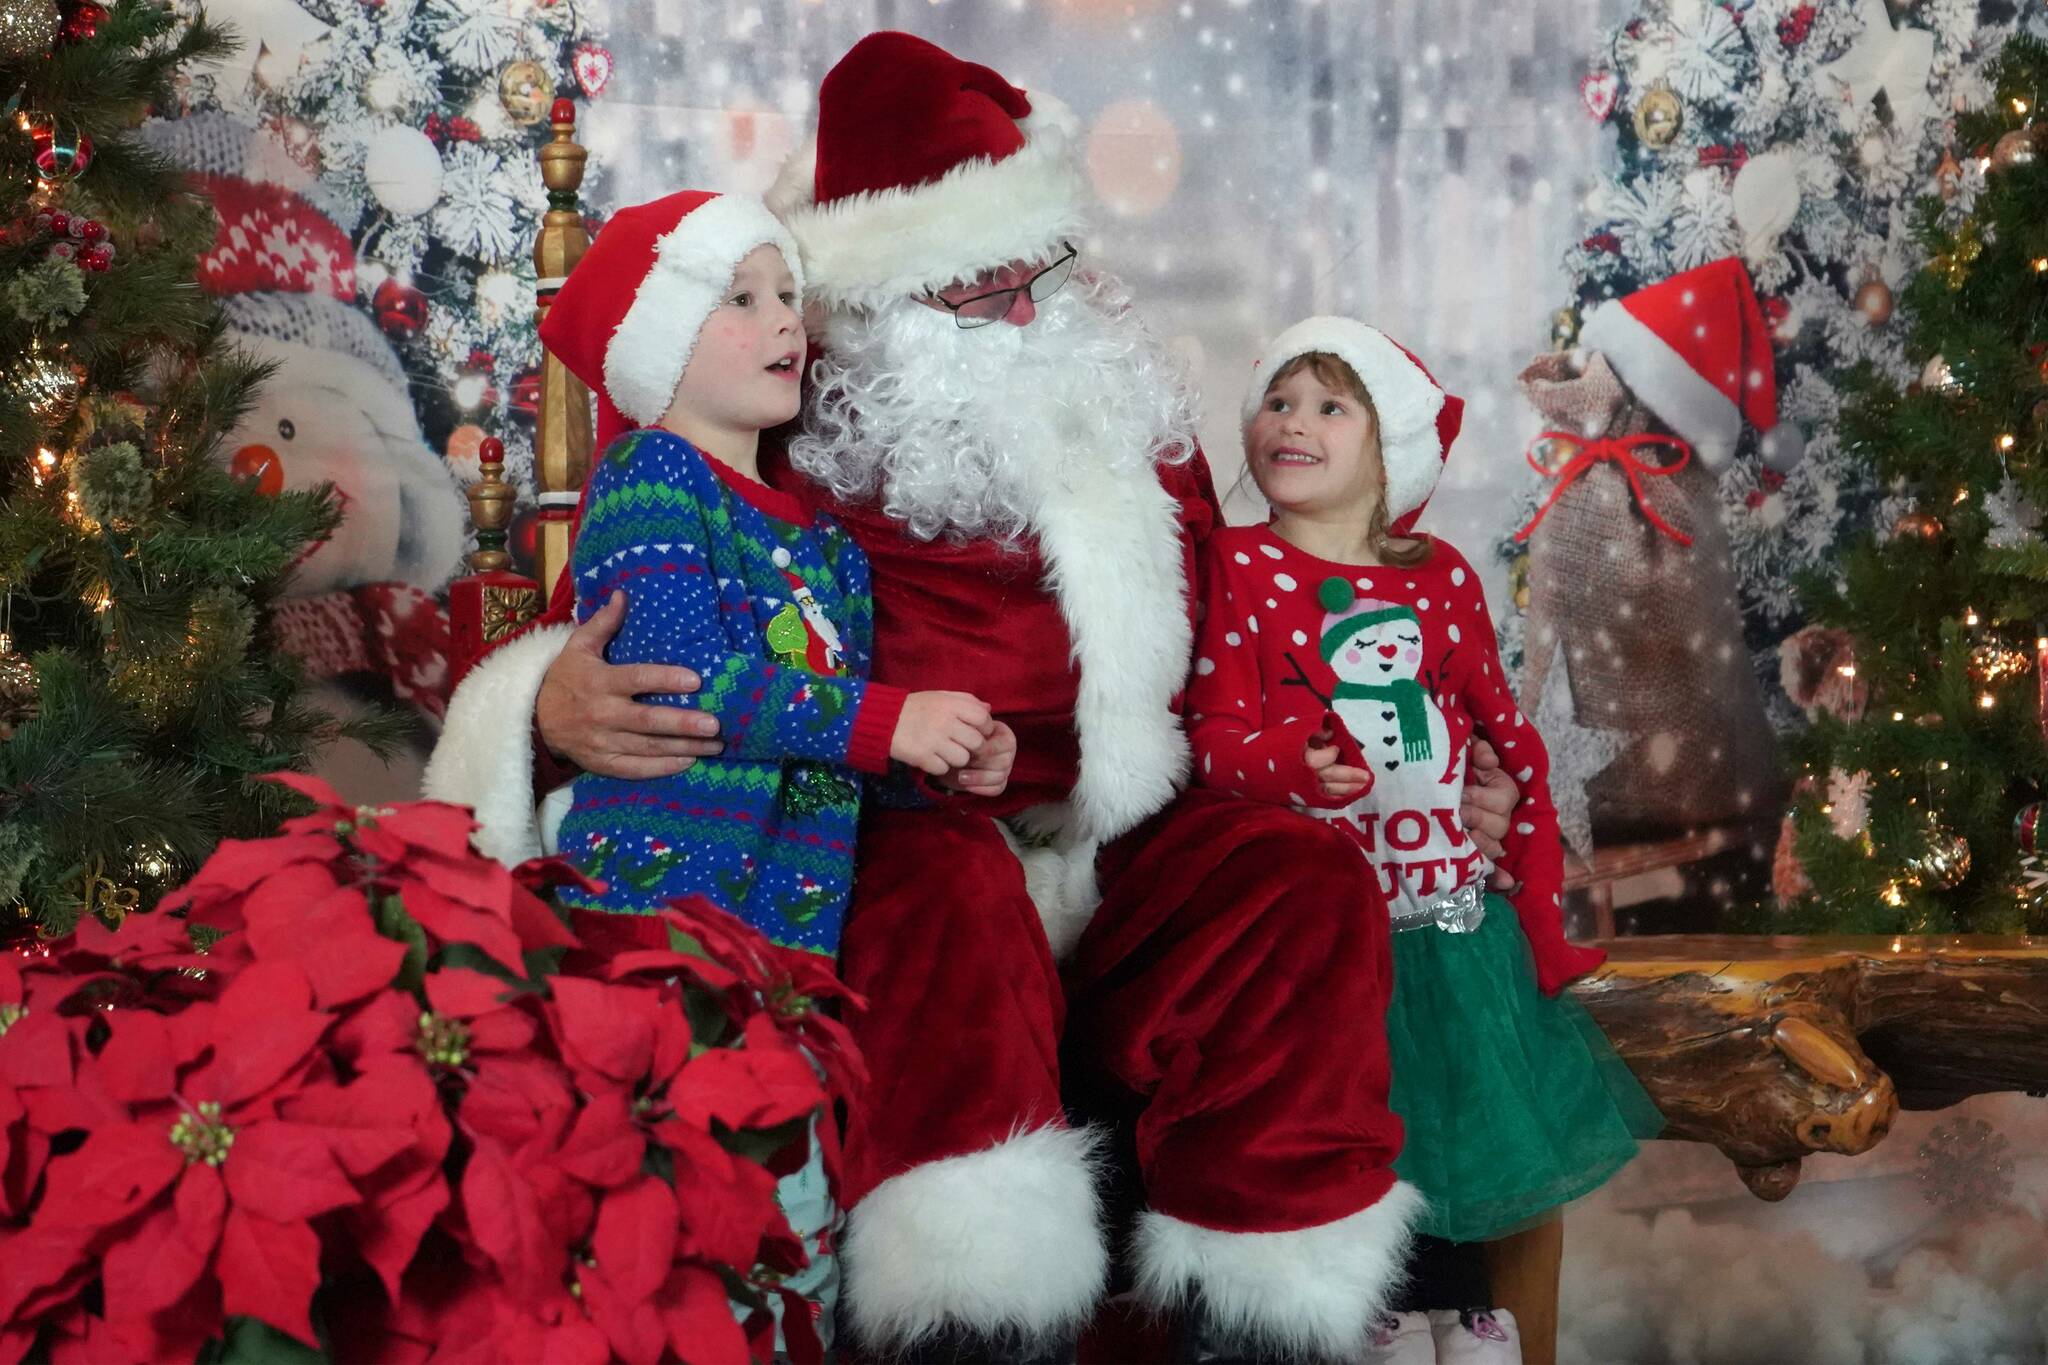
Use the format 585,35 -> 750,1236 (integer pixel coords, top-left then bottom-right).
892,691 -> 995,777
536,591 -> 723,779
1306,730 -> 1372,802
1461,737 -> 1518,862
941,720 -> 1016,798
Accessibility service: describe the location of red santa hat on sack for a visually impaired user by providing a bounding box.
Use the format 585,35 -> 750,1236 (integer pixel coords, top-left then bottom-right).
538,190 -> 802,447
1241,316 -> 1466,530
1578,256 -> 1788,470
765,31 -> 1087,310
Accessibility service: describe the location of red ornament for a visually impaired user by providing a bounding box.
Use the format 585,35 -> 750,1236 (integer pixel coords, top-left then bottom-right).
69,216 -> 104,243
510,504 -> 541,576
2017,803 -> 2042,857
45,210 -> 70,237
466,347 -> 495,372
510,366 -> 542,418
550,96 -> 576,125
58,0 -> 104,41
45,240 -> 76,262
1582,231 -> 1621,254
77,243 -> 112,272
1698,142 -> 1750,172
1759,467 -> 1786,493
230,442 -> 286,497
1744,488 -> 1768,509
373,277 -> 427,340
1778,4 -> 1815,47
447,116 -> 482,143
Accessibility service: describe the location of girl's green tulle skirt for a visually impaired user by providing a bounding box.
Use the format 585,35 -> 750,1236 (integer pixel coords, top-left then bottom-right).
1387,894 -> 1662,1244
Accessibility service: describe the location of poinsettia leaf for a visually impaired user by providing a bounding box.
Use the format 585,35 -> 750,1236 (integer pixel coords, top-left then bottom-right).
592,1176 -> 678,1301
162,834 -> 347,906
343,1161 -> 448,1303
209,1315 -> 327,1365
0,1009 -> 75,1089
221,1121 -> 360,1222
659,1122 -> 778,1271
35,1122 -> 183,1230
260,771 -> 350,811
329,990 -> 417,1065
577,1263 -> 667,1365
92,1010 -> 176,1102
216,1208 -> 322,1347
100,1183 -> 213,1318
778,1287 -> 825,1365
207,963 -> 330,1107
555,1091 -> 643,1189
373,894 -> 430,995
397,883 -> 523,974
0,1220 -> 99,1324
424,966 -> 519,1019
660,1264 -> 752,1365
549,977 -> 658,1086
406,850 -> 514,920
462,1140 -> 563,1303
670,1029 -> 824,1133
460,1054 -> 577,1151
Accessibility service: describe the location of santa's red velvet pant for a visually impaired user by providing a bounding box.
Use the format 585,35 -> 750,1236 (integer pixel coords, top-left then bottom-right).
834,789 -> 1422,1360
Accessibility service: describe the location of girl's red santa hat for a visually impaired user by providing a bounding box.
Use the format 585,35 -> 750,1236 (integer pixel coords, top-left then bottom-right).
1578,256 -> 1794,470
538,189 -> 802,447
1241,316 -> 1465,531
766,31 -> 1086,311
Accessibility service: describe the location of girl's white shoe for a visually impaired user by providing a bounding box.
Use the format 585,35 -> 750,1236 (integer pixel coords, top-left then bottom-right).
1426,1308 -> 1521,1364
1361,1311 -> 1437,1365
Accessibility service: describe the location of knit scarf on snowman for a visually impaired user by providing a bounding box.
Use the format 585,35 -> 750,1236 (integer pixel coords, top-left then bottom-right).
1318,577 -> 1432,765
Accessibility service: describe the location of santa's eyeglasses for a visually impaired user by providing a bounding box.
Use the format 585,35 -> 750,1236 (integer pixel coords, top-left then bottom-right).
927,245 -> 1077,329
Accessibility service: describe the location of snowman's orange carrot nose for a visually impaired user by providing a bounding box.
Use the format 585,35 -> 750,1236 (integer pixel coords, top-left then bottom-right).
230,443 -> 285,497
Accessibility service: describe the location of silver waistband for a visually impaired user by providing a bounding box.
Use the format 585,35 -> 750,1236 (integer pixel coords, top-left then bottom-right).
1389,879 -> 1488,935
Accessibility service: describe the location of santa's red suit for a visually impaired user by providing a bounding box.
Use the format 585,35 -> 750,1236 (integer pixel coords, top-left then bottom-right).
426,32 -> 1418,1362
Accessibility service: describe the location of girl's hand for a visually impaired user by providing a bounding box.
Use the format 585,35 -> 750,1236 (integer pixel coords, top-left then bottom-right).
891,691 -> 996,776
941,721 -> 1016,798
1306,729 -> 1372,802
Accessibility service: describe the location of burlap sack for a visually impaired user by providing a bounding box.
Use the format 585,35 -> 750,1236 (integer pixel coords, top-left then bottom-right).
1516,351 -> 1780,840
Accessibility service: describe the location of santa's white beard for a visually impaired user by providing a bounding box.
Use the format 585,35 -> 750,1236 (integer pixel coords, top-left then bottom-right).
788,273 -> 1198,544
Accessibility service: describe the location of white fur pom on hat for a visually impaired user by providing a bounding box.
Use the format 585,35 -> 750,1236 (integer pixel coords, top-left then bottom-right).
538,190 -> 802,436
1241,317 -> 1465,529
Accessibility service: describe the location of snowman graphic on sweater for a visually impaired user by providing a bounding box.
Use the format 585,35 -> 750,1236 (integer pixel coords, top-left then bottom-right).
1317,577 -> 1489,915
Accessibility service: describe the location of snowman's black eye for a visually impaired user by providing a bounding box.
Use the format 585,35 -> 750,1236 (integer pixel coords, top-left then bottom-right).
277,419 -> 296,441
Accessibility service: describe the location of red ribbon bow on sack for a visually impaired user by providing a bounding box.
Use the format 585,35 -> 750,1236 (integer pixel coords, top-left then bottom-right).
1513,430 -> 1695,547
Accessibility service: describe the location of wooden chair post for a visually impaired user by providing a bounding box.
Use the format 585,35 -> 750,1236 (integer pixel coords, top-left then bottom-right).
532,95 -> 593,605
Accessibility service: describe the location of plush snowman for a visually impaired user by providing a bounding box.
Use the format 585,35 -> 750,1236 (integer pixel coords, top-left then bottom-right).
145,112 -> 470,799
1316,578 -> 1485,894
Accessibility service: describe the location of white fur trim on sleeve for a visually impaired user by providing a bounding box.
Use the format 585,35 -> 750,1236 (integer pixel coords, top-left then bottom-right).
765,94 -> 1088,311
1580,298 -> 1742,468
604,195 -> 805,425
421,622 -> 573,866
840,1125 -> 1109,1350
1133,1181 -> 1426,1362
1240,316 -> 1448,524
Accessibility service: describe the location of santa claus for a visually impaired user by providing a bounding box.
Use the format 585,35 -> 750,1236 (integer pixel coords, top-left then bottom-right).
427,32 -> 1519,1364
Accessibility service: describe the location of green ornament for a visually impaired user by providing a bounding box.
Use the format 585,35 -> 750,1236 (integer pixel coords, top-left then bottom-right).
74,440 -> 150,525
3,258 -> 87,324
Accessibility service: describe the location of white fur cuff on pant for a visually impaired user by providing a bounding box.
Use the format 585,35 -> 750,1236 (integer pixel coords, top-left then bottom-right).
841,1125 -> 1109,1349
1133,1182 -> 1426,1361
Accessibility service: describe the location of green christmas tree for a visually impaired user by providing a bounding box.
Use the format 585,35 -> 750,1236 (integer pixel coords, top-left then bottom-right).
1782,35 -> 2048,935
0,0 -> 399,935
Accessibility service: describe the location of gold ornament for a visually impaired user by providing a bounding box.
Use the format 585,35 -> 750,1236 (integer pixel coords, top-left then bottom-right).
1934,145 -> 1964,200
1550,307 -> 1582,351
0,0 -> 59,62
1509,553 -> 1533,611
1893,510 -> 1944,540
1969,639 -> 2030,683
1932,222 -> 1983,291
1990,128 -> 2038,173
16,337 -> 84,422
1907,814 -> 1972,889
1853,276 -> 1893,326
1633,85 -> 1683,149
0,632 -> 38,740
80,856 -> 140,925
498,59 -> 552,126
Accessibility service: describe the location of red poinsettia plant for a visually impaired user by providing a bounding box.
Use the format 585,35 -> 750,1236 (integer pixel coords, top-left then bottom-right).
0,775 -> 861,1364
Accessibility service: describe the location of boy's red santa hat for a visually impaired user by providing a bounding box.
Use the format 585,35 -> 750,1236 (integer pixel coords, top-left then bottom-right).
538,189 -> 802,445
1241,316 -> 1465,529
1578,256 -> 1782,469
766,31 -> 1087,310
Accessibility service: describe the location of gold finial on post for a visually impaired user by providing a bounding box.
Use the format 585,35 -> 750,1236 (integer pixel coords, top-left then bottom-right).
466,436 -> 516,572
532,95 -> 594,605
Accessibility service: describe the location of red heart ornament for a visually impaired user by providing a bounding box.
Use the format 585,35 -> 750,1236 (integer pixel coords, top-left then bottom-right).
1580,70 -> 1619,123
572,43 -> 613,98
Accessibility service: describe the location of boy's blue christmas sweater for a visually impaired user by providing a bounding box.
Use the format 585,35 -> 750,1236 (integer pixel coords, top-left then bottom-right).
556,429 -> 905,956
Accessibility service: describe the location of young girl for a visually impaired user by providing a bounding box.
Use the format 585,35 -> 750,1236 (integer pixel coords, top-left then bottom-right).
532,189 -> 1015,1346
1185,317 -> 1659,1365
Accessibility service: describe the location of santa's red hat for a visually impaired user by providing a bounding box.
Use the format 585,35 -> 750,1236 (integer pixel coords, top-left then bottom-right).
1241,316 -> 1465,529
765,31 -> 1086,310
538,190 -> 802,443
1578,256 -> 1777,468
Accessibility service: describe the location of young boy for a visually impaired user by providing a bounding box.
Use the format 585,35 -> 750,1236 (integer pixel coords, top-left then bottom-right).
536,189 -> 1013,955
